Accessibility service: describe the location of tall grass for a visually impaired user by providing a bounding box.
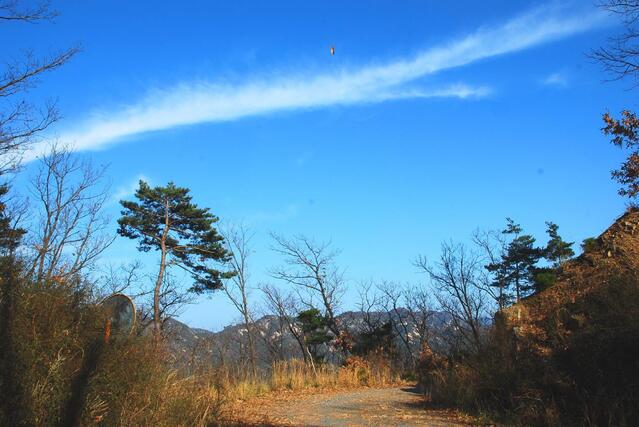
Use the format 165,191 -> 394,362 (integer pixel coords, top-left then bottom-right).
211,355 -> 400,403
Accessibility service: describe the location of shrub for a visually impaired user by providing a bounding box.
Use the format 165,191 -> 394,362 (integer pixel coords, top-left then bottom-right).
0,274 -> 225,426
419,273 -> 639,426
581,237 -> 601,253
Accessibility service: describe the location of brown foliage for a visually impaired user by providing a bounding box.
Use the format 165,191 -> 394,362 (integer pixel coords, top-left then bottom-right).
0,272 -> 226,426
602,111 -> 639,198
419,211 -> 639,426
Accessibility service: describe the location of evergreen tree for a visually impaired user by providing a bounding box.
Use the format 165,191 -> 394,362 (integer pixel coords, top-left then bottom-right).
502,218 -> 543,301
527,222 -> 575,294
486,256 -> 511,310
118,181 -> 234,336
544,221 -> 575,268
297,308 -> 332,363
352,321 -> 395,357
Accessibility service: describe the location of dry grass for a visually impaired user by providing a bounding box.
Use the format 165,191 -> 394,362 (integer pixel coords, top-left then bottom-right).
215,356 -> 401,404
220,357 -> 404,426
1,271 -> 401,425
90,356 -> 403,425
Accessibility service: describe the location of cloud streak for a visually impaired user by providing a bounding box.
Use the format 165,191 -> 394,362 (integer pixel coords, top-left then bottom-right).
32,3 -> 607,158
541,71 -> 569,87
111,173 -> 149,203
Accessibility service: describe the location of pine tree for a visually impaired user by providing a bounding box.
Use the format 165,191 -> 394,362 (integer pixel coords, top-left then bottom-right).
502,218 -> 543,302
118,181 -> 234,336
486,256 -> 511,310
297,308 -> 332,363
544,221 -> 574,268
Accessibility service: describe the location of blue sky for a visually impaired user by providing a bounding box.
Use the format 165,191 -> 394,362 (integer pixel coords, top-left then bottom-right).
6,1 -> 638,329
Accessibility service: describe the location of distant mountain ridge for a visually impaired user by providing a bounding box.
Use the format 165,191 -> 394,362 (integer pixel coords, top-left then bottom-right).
163,309 -> 456,368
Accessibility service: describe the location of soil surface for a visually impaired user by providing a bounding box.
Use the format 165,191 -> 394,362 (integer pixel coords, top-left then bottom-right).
231,386 -> 477,426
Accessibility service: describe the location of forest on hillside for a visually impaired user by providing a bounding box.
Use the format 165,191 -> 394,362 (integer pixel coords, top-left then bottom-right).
1,1 -> 639,426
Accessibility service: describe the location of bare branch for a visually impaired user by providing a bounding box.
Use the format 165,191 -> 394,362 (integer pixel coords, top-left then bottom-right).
220,223 -> 258,377
269,233 -> 345,340
415,241 -> 489,353
0,1 -> 79,171
25,145 -> 113,283
0,0 -> 57,22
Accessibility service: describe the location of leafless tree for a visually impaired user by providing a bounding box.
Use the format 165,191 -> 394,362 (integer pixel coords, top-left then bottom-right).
220,224 -> 257,377
158,272 -> 196,322
132,271 -> 197,333
270,234 -> 345,341
260,283 -> 315,372
0,1 -> 56,21
97,261 -> 198,336
415,241 -> 489,352
0,1 -> 79,172
377,280 -> 416,367
403,284 -> 434,356
356,280 -> 385,336
252,304 -> 287,365
357,279 -> 433,366
97,260 -> 146,298
473,229 -> 508,310
26,146 -> 113,284
589,1 -> 639,84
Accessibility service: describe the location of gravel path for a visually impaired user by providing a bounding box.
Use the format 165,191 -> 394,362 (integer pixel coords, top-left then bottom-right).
234,386 -> 474,426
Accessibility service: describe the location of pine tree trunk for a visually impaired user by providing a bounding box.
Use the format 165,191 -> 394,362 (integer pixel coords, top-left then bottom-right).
153,199 -> 170,339
153,246 -> 166,338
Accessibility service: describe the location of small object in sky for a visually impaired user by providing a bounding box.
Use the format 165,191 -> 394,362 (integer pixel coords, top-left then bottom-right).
330,46 -> 335,56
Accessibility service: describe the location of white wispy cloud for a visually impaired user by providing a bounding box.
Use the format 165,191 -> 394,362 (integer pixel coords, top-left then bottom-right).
111,174 -> 149,203
30,3 -> 607,159
541,71 -> 569,87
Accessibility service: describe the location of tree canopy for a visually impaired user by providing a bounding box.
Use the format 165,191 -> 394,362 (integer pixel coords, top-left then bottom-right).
118,180 -> 234,334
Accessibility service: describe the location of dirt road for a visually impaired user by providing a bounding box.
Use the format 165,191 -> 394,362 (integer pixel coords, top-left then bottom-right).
232,386 -> 476,426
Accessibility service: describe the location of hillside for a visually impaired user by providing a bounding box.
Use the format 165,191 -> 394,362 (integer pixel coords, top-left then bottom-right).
500,208 -> 639,354
490,208 -> 639,424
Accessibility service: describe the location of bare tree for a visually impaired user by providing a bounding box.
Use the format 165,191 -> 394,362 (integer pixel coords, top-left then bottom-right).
98,260 -> 197,337
403,284 -> 434,358
473,229 -> 509,310
0,1 -> 79,172
377,280 -> 416,367
130,271 -> 197,334
98,261 -> 196,325
251,303 -> 290,365
270,234 -> 345,342
27,146 -> 113,283
97,260 -> 146,298
356,280 -> 385,336
591,1 -> 639,83
158,272 -> 196,323
221,224 -> 257,377
0,1 -> 56,22
357,280 -> 433,367
260,283 -> 315,372
415,241 -> 489,352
